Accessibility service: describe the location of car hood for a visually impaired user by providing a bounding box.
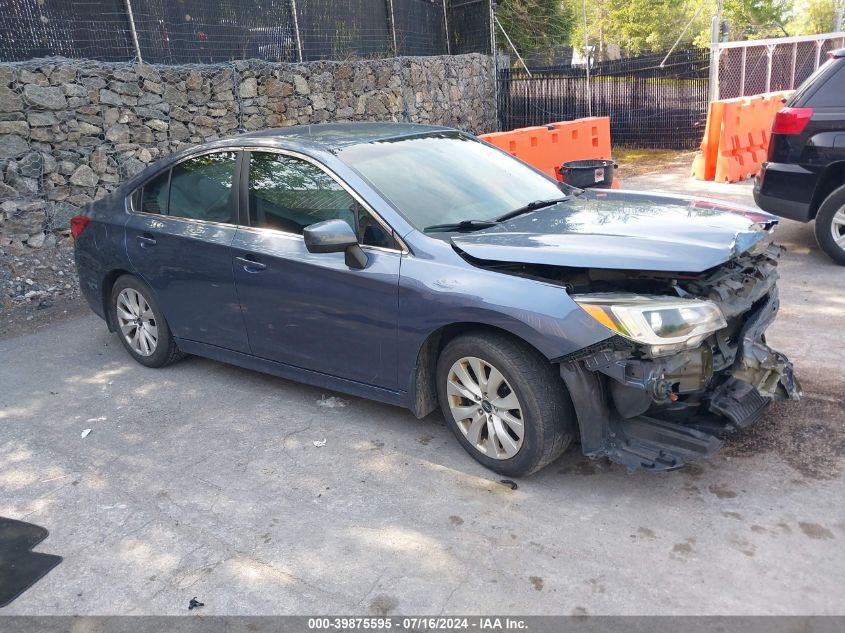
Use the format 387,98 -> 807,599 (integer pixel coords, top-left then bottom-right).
450,190 -> 779,272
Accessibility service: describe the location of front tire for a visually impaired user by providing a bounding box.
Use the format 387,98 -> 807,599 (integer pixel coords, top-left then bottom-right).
814,184 -> 845,266
111,275 -> 184,368
436,332 -> 574,477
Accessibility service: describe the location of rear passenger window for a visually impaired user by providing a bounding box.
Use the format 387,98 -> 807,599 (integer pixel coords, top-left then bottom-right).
139,170 -> 169,215
168,152 -> 238,223
806,64 -> 845,107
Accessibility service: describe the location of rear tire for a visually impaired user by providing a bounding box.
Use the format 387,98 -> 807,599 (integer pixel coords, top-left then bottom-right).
110,275 -> 185,368
814,184 -> 845,266
436,331 -> 574,477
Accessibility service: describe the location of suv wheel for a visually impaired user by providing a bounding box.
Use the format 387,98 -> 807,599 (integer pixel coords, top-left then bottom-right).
814,184 -> 845,266
111,275 -> 185,368
435,331 -> 575,477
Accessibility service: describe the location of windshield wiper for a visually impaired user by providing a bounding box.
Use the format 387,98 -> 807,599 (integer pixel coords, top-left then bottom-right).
494,197 -> 569,222
424,196 -> 570,233
424,219 -> 498,233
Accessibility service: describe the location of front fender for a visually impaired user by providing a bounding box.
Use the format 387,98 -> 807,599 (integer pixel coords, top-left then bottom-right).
396,253 -> 614,385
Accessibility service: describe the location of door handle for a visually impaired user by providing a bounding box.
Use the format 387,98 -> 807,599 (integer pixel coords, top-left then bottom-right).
235,255 -> 267,272
136,234 -> 156,247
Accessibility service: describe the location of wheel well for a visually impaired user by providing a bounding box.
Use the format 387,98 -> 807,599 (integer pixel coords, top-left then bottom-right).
810,161 -> 845,219
409,322 -> 552,419
101,269 -> 132,332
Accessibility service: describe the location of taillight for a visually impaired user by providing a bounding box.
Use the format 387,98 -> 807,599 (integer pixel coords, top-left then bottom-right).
70,215 -> 91,239
771,107 -> 813,135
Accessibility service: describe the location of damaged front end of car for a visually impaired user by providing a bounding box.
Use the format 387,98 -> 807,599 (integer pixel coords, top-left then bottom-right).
554,242 -> 801,471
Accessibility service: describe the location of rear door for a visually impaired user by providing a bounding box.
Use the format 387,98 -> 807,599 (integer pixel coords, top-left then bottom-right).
125,150 -> 250,353
232,149 -> 402,389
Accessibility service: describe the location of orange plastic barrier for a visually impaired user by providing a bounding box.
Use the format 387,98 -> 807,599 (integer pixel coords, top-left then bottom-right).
480,117 -> 612,182
692,91 -> 792,183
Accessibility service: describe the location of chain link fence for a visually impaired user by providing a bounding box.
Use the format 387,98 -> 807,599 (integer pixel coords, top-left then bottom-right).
0,0 -> 492,64
716,32 -> 845,99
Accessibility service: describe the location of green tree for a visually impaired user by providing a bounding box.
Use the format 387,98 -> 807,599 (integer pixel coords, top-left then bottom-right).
567,0 -> 795,58
495,0 -> 576,56
722,0 -> 791,39
569,0 -> 709,58
787,0 -> 843,35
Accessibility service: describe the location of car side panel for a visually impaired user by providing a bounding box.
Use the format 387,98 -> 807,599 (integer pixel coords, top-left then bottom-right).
125,214 -> 249,353
395,236 -> 615,385
231,228 -> 401,389
73,197 -> 133,322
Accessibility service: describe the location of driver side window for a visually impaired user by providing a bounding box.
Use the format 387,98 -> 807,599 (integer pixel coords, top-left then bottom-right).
247,151 -> 398,249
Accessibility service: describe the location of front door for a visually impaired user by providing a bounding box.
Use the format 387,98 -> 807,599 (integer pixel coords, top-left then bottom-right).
125,150 -> 250,353
232,150 -> 402,389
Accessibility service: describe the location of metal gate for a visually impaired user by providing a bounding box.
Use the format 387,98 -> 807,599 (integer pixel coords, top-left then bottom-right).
714,31 -> 845,99
497,49 -> 710,149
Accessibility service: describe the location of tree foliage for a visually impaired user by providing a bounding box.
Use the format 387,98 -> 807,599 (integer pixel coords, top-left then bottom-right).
721,0 -> 791,39
495,0 -> 576,55
561,0 -> 797,58
568,0 -> 710,58
787,0 -> 844,35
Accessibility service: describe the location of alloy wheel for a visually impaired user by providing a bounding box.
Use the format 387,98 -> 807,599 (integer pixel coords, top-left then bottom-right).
831,207 -> 845,250
446,356 -> 525,459
116,288 -> 158,357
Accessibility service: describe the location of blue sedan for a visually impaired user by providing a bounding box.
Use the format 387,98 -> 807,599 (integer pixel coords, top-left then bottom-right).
73,123 -> 800,476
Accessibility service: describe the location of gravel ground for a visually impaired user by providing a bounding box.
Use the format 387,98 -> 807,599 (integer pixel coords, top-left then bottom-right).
0,232 -> 88,340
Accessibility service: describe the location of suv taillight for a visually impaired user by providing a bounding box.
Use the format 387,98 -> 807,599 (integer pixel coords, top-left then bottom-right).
70,215 -> 91,239
771,107 -> 813,135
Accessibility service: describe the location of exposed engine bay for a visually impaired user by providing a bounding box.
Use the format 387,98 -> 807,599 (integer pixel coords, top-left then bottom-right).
471,242 -> 802,471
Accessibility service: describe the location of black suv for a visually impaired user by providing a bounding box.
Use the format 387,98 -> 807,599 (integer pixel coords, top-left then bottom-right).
754,48 -> 845,265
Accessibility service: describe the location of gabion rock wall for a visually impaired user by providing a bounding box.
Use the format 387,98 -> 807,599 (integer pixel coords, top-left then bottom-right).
0,54 -> 495,249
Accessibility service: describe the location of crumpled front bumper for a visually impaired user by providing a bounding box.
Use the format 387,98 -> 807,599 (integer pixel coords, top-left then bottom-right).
560,289 -> 800,471
708,289 -> 800,430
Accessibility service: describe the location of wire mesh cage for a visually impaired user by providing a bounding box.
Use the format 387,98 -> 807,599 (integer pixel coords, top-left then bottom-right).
0,0 -> 492,64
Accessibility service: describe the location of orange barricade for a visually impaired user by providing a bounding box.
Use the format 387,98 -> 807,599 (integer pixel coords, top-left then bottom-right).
692,91 -> 792,183
480,117 -> 612,182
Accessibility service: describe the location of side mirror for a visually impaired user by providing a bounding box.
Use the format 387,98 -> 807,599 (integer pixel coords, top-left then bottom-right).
303,219 -> 368,269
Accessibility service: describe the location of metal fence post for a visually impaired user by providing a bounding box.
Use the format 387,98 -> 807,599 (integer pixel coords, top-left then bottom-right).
442,0 -> 451,55
707,16 -> 720,103
488,0 -> 496,57
790,41 -> 797,89
765,45 -> 774,92
739,45 -> 746,96
123,0 -> 143,63
583,0 -> 592,116
490,0 -> 499,130
290,0 -> 303,62
386,0 -> 398,55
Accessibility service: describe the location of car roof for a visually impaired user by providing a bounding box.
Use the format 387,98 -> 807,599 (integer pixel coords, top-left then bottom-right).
118,122 -> 457,194
238,122 -> 455,150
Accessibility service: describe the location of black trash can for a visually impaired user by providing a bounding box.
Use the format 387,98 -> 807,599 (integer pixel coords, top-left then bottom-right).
559,159 -> 616,189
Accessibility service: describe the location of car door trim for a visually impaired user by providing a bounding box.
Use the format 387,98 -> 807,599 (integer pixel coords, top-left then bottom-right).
238,146 -> 409,254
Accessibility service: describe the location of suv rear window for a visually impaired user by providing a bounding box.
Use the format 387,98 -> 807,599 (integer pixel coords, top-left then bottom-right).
804,62 -> 844,107
790,58 -> 842,107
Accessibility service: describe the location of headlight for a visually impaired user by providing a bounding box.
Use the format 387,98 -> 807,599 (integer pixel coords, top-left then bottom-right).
573,293 -> 727,357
